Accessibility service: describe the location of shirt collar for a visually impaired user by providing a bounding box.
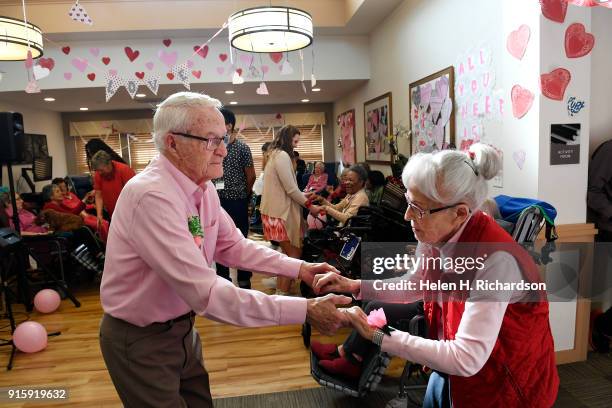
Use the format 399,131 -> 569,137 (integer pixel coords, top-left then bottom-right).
157,154 -> 206,201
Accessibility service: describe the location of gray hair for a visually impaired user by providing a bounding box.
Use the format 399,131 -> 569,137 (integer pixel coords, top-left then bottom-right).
91,150 -> 112,169
348,164 -> 368,183
42,184 -> 59,202
153,92 -> 222,152
402,143 -> 501,211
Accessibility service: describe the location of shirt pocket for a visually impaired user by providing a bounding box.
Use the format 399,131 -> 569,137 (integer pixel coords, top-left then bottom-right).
202,220 -> 218,265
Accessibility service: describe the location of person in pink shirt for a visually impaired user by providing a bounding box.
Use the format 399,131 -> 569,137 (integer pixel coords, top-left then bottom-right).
303,161 -> 328,193
0,192 -> 49,234
99,91 -> 350,408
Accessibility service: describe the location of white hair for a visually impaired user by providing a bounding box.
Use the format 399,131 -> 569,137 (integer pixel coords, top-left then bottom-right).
402,143 -> 501,211
152,92 -> 222,151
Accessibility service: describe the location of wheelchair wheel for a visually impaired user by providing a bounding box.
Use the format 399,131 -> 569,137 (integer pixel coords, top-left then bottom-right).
302,322 -> 311,348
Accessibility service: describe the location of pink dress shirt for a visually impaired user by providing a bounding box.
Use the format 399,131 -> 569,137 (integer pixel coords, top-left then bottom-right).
100,154 -> 307,327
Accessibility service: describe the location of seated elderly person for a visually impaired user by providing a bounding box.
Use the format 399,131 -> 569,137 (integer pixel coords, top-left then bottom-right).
303,161 -> 328,193
0,192 -> 49,235
308,165 -> 369,226
52,177 -> 95,211
98,91 -> 350,407
312,144 -> 559,408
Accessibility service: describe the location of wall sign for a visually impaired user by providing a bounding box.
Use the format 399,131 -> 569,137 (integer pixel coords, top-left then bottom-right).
550,123 -> 580,165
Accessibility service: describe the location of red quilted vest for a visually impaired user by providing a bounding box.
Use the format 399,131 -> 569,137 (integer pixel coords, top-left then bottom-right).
423,211 -> 559,408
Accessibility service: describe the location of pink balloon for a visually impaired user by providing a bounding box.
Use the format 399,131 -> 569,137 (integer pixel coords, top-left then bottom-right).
33,289 -> 61,314
307,214 -> 326,230
13,321 -> 48,353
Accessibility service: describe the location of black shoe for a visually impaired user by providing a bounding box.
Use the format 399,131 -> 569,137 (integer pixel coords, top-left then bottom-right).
592,314 -> 611,353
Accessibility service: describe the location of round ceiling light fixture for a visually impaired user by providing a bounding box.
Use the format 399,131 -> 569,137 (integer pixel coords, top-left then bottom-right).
228,6 -> 313,53
0,16 -> 43,61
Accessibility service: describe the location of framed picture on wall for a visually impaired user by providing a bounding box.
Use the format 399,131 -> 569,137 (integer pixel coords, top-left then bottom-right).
364,92 -> 393,164
337,109 -> 357,166
409,66 -> 455,155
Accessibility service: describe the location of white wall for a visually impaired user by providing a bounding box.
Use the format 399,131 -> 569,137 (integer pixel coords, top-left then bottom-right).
0,102 -> 66,192
589,7 -> 612,154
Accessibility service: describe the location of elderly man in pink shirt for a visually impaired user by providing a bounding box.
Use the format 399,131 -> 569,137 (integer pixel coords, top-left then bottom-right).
99,91 -> 350,408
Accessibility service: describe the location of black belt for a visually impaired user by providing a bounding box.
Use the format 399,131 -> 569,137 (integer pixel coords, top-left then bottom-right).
162,311 -> 195,326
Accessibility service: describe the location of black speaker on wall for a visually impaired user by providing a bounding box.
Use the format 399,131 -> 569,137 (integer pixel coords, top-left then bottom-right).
0,112 -> 25,163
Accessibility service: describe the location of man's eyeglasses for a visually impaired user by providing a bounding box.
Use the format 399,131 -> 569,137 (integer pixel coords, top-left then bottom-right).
404,193 -> 460,219
171,132 -> 228,151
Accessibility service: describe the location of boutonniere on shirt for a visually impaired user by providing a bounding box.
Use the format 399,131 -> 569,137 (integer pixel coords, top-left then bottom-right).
188,215 -> 204,247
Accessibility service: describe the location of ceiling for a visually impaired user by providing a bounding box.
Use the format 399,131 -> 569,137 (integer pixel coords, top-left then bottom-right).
0,79 -> 368,112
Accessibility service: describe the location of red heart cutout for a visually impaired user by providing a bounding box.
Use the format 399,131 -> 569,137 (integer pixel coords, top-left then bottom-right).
167,72 -> 175,80
135,71 -> 145,79
511,85 -> 534,119
192,70 -> 202,79
194,45 -> 209,59
62,46 -> 71,55
102,57 -> 111,65
163,39 -> 172,47
540,0 -> 567,24
124,46 -> 140,62
236,68 -> 243,76
87,73 -> 96,81
541,68 -> 571,101
218,53 -> 228,62
565,23 -> 595,58
38,57 -> 55,71
269,52 -> 283,64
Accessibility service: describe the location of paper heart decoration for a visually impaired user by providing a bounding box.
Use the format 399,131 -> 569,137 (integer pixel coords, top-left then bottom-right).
420,83 -> 432,108
232,71 -> 244,85
71,57 -> 88,72
109,69 -> 118,77
430,95 -> 444,122
186,60 -> 194,69
269,52 -> 283,64
511,85 -> 534,118
507,24 -> 530,60
167,72 -> 175,80
261,65 -> 270,74
439,98 -> 453,126
145,61 -> 154,70
33,65 -> 50,80
62,46 -> 71,55
163,39 -> 172,47
256,82 -> 269,95
540,0 -> 567,23
194,45 -> 209,59
124,46 -> 140,62
38,57 -> 55,71
435,77 -> 449,101
236,68 -> 243,76
432,124 -> 444,148
240,54 -> 254,66
513,150 -> 526,170
218,53 -> 228,62
64,72 -> 72,80
102,57 -> 111,65
280,60 -> 293,75
158,50 -> 178,67
87,73 -> 96,81
25,80 -> 40,94
216,67 -> 225,75
135,71 -> 145,79
565,23 -> 595,58
541,68 -> 571,101
89,47 -> 100,57
192,70 -> 202,79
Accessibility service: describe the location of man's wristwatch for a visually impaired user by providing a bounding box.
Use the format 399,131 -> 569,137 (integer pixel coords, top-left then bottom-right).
372,329 -> 385,346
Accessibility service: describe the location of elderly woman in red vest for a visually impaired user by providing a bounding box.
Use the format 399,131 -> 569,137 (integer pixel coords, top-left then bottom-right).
312,144 -> 559,408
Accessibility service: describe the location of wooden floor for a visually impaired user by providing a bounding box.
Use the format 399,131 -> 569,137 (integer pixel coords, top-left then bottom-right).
0,274 -> 405,407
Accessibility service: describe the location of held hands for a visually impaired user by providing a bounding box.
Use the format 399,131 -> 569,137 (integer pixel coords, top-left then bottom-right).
299,262 -> 340,287
313,272 -> 360,297
343,306 -> 375,341
306,294 -> 352,335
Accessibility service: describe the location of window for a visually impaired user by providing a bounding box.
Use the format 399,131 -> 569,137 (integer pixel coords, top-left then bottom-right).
73,134 -> 122,175
127,134 -> 157,173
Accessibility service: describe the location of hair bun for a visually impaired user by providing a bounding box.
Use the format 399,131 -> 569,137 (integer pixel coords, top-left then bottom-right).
469,143 -> 501,181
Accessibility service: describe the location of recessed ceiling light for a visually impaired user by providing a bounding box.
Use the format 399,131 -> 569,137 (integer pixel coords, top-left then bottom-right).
312,88 -> 321,92
135,93 -> 146,98
43,97 -> 55,102
79,107 -> 89,111
301,99 -> 310,103
225,90 -> 235,94
229,101 -> 238,105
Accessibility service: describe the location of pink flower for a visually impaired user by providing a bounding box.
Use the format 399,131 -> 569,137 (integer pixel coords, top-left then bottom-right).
194,236 -> 202,247
367,308 -> 387,328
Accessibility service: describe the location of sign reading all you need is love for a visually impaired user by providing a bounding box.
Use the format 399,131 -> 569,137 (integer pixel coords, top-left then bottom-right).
454,47 -> 505,150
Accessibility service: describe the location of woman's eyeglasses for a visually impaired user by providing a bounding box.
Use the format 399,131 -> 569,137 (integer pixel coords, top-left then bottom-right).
171,132 -> 228,151
404,193 -> 460,219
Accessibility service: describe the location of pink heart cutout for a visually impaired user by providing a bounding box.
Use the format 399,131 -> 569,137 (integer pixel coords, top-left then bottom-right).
513,150 -> 526,170
240,54 -> 254,65
565,23 -> 595,58
89,47 -> 100,57
261,65 -> 269,74
64,72 -> 72,80
71,57 -> 88,73
540,0 -> 567,23
541,68 -> 571,101
158,50 -> 178,67
507,25 -> 530,60
145,62 -> 154,71
511,85 -> 534,119
216,67 -> 225,75
186,60 -> 194,69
